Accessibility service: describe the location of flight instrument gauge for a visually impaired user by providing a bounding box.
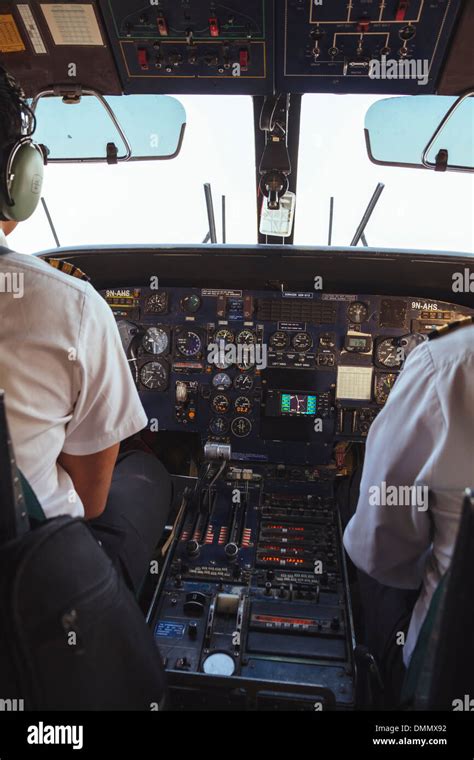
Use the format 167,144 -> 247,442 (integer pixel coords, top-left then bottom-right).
142,327 -> 168,355
375,337 -> 403,368
145,292 -> 168,314
347,301 -> 368,324
231,417 -> 252,437
139,360 -> 168,391
236,329 -> 256,345
375,373 -> 397,404
175,330 -> 202,357
212,372 -> 232,390
291,331 -> 312,352
269,331 -> 289,350
181,294 -> 201,313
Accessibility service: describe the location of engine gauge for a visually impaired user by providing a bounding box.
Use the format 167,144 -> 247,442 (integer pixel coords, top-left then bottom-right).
142,327 -> 168,355
236,358 -> 255,372
291,331 -> 312,352
231,417 -> 252,438
347,301 -> 368,324
209,417 -> 229,436
175,330 -> 202,357
212,394 -> 230,414
181,294 -> 201,313
269,330 -> 289,350
375,337 -> 403,368
236,329 -> 256,345
234,374 -> 254,391
375,373 -> 397,404
145,292 -> 168,314
212,372 -> 232,390
214,328 -> 234,344
234,396 -> 251,415
214,357 -> 232,370
139,360 -> 168,391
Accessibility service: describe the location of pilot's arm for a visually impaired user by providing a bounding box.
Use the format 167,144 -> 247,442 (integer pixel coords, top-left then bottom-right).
343,342 -> 445,589
58,285 -> 148,519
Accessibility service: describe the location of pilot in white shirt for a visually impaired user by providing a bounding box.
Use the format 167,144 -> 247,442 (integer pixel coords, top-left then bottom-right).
344,320 -> 474,701
0,64 -> 172,594
0,225 -> 172,591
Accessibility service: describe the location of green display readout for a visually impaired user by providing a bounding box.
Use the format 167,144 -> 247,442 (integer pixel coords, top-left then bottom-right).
280,393 -> 317,416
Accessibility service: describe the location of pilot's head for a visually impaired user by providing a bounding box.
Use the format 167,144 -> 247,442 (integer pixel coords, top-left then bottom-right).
0,63 -> 43,235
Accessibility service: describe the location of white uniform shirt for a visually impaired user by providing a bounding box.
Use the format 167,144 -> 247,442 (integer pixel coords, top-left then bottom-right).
344,323 -> 474,666
0,234 -> 147,518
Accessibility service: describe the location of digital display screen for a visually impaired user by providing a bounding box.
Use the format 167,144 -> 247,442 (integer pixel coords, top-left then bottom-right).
347,337 -> 367,348
280,393 -> 317,416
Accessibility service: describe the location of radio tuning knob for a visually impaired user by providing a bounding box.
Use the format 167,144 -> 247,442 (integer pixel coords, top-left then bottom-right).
224,542 -> 239,561
186,539 -> 200,557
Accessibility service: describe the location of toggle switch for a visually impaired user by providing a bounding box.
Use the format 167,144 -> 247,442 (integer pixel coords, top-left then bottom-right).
395,1 -> 409,22
356,19 -> 370,33
137,48 -> 148,70
157,15 -> 168,36
209,16 -> 220,37
239,48 -> 249,71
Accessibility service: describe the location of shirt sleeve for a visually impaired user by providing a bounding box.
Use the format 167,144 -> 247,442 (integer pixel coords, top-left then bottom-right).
62,285 -> 148,455
343,342 -> 445,589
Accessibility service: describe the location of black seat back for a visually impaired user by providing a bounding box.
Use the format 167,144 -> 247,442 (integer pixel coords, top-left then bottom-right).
0,389 -> 167,710
411,491 -> 474,710
0,390 -> 30,543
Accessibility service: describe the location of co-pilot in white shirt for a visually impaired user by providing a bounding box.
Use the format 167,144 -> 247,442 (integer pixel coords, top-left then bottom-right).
344,323 -> 474,666
0,232 -> 147,518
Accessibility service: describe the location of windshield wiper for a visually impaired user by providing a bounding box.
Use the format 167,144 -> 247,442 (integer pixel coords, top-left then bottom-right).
41,197 -> 60,248
350,182 -> 385,247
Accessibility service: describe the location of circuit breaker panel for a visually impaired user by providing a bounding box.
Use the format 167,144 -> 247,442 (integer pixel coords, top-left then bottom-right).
98,0 -> 274,95
277,0 -> 463,94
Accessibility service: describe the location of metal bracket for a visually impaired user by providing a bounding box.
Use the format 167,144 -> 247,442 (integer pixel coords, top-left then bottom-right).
422,89 -> 474,173
30,87 -> 132,163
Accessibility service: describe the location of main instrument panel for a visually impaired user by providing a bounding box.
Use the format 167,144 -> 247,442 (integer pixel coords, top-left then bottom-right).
104,285 -> 474,466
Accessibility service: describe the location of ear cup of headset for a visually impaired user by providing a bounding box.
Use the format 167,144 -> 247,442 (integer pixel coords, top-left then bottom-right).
0,141 -> 44,222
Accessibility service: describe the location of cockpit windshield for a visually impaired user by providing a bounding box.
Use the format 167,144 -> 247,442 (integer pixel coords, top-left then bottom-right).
10,94 -> 474,254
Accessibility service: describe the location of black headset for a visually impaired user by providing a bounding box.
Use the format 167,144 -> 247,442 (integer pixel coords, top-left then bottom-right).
0,65 -> 46,222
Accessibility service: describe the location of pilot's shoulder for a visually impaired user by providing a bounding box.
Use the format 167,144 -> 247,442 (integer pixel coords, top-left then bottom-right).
426,319 -> 474,369
3,250 -> 91,296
